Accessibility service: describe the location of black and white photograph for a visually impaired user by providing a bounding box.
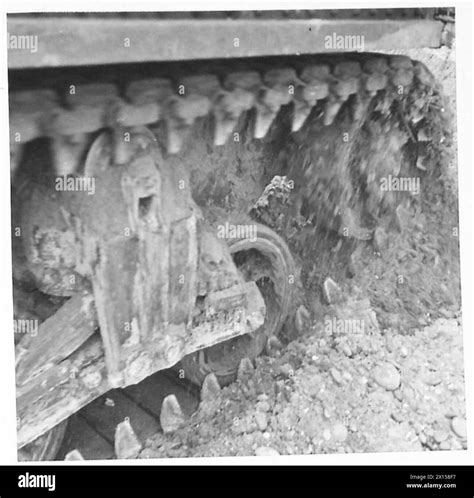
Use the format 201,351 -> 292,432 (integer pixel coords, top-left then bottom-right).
1,3 -> 471,472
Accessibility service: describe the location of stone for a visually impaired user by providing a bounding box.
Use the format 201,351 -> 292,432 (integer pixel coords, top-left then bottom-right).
255,446 -> 279,456
332,423 -> 348,442
372,362 -> 401,391
434,430 -> 449,444
255,412 -> 268,432
256,401 -> 271,413
277,363 -> 294,378
330,367 -> 343,385
451,417 -> 467,439
439,440 -> 451,451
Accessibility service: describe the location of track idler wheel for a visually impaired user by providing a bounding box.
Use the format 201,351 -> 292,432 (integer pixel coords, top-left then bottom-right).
181,223 -> 296,386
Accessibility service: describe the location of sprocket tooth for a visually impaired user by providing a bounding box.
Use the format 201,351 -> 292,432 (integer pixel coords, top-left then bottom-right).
160,394 -> 185,434
213,116 -> 238,146
165,121 -> 187,154
323,277 -> 344,305
291,102 -> 313,132
51,133 -> 90,176
10,90 -> 59,174
300,65 -> 331,101
213,89 -> 255,145
413,61 -> 436,88
295,304 -> 311,333
363,57 -> 389,95
165,95 -> 211,154
224,71 -> 262,93
254,104 -> 279,139
389,55 -> 414,88
416,154 -> 428,171
114,418 -> 142,459
323,99 -> 343,126
332,61 -> 361,101
64,449 -> 85,461
126,78 -> 174,105
201,372 -> 221,402
237,357 -> 255,382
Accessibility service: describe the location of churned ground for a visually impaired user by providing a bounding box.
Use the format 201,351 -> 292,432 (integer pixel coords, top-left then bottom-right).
139,46 -> 466,458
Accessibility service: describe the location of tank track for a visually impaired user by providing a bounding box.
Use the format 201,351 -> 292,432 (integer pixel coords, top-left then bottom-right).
9,53 -> 443,178
11,51 -> 450,460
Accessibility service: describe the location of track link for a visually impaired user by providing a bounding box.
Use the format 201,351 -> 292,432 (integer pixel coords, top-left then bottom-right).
9,53 -> 442,176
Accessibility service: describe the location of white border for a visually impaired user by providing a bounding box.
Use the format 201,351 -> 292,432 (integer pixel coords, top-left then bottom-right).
0,0 -> 472,466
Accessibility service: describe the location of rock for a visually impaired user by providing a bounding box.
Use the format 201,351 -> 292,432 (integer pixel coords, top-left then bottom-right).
104,397 -> 115,408
197,424 -> 212,440
342,371 -> 353,382
323,277 -> 344,305
341,344 -> 352,357
299,413 -> 320,438
265,335 -> 283,355
256,401 -> 271,413
391,412 -> 404,423
255,446 -> 279,456
372,362 -> 401,391
332,423 -> 348,442
434,430 -> 449,444
255,412 -> 268,431
330,367 -> 343,385
277,363 -> 294,378
439,440 -> 451,451
139,448 -> 161,459
451,417 -> 467,439
424,371 -> 442,386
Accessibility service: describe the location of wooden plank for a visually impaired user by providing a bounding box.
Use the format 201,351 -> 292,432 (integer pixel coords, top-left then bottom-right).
7,18 -> 444,69
124,371 -> 199,419
80,389 -> 160,443
60,415 -> 115,461
15,293 -> 98,386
